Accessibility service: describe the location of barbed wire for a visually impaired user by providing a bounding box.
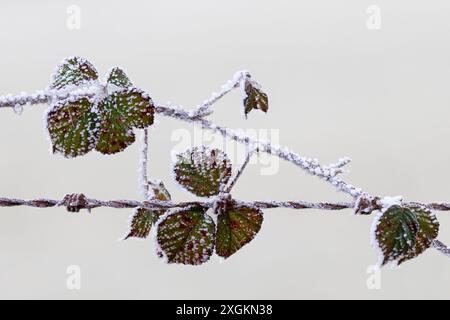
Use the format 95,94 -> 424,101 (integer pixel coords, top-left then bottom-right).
1,74 -> 450,262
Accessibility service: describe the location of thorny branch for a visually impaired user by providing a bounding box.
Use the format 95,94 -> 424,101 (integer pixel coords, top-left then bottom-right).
0,87 -> 360,197
1,73 -> 450,258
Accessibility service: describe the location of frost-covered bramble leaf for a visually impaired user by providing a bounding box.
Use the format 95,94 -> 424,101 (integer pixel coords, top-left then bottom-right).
95,88 -> 154,154
216,206 -> 263,258
173,147 -> 232,197
241,78 -> 268,117
49,56 -> 98,90
373,205 -> 439,265
157,207 -> 215,265
125,181 -> 171,240
99,88 -> 154,129
46,97 -> 100,158
124,207 -> 162,239
107,67 -> 133,89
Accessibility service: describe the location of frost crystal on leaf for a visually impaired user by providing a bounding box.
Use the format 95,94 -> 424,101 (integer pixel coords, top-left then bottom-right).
156,207 -> 215,265
95,88 -> 154,155
372,205 -> 439,266
216,205 -> 263,258
107,67 -> 133,89
49,56 -> 98,90
46,97 -> 100,158
173,146 -> 232,197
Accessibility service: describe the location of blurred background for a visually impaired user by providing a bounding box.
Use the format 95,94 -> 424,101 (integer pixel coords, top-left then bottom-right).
0,0 -> 450,299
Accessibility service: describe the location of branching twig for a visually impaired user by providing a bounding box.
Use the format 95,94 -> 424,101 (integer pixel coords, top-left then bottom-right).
154,103 -> 361,197
1,71 -> 450,263
192,70 -> 247,117
0,89 -> 360,198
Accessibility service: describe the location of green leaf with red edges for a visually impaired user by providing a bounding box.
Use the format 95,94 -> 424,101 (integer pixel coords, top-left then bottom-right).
46,97 -> 100,158
173,147 -> 232,197
95,88 -> 154,155
216,206 -> 263,258
156,207 -> 215,265
372,205 -> 439,265
49,56 -> 98,90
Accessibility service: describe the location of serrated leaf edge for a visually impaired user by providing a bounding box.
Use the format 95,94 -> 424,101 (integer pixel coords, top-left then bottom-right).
171,146 -> 233,198
370,204 -> 439,267
153,206 -> 214,265
93,87 -> 154,155
48,56 -> 99,91
121,207 -> 150,241
216,206 -> 264,259
105,66 -> 133,90
44,95 -> 100,158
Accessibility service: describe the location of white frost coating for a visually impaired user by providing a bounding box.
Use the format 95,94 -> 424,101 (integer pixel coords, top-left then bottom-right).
193,70 -> 249,117
189,119 -> 358,196
369,204 -> 393,267
47,56 -> 99,91
2,65 -> 361,199
380,196 -> 403,209
104,66 -> 133,92
4,60 -> 450,266
13,104 -> 23,115
324,157 -> 352,176
43,92 -> 103,159
0,82 -> 106,111
239,73 -> 248,118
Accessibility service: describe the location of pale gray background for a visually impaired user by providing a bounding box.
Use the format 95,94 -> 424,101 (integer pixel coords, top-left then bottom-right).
0,0 -> 449,299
